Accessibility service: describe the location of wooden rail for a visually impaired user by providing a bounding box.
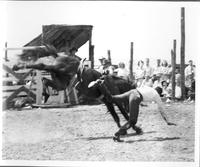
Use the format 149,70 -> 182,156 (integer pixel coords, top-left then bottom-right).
3,64 -> 79,110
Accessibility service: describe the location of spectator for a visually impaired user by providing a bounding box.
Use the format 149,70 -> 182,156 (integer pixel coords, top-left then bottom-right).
97,58 -> 113,74
186,73 -> 195,102
153,74 -> 162,89
185,60 -> 195,99
98,57 -> 106,74
115,62 -> 129,80
153,59 -> 162,77
185,60 -> 195,79
99,59 -> 114,75
141,75 -> 153,87
135,60 -> 145,87
144,58 -> 154,77
161,80 -> 172,103
160,60 -> 170,81
175,74 -> 182,100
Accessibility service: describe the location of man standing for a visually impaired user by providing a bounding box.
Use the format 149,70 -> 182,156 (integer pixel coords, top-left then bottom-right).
98,59 -> 114,75
153,59 -> 162,77
160,60 -> 170,81
185,60 -> 195,80
144,58 -> 154,78
185,60 -> 195,102
135,60 -> 145,87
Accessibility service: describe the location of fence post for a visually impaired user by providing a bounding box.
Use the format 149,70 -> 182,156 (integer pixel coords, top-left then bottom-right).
107,50 -> 111,64
90,45 -> 94,69
129,42 -> 134,81
36,71 -> 43,105
171,40 -> 176,100
180,7 -> 186,100
89,31 -> 94,69
5,42 -> 9,62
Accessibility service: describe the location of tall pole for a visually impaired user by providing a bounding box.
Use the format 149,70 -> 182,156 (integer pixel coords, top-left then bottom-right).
107,50 -> 111,64
129,42 -> 134,81
42,25 -> 45,45
5,42 -> 8,61
171,40 -> 176,100
36,26 -> 45,105
89,31 -> 94,69
180,7 -> 185,100
90,45 -> 94,69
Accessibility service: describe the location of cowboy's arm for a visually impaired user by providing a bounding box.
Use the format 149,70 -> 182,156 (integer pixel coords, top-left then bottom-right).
155,94 -> 176,126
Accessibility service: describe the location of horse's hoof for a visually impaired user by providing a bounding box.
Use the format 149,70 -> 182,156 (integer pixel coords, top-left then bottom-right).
120,130 -> 127,136
135,127 -> 143,135
113,136 -> 123,142
115,129 -> 127,136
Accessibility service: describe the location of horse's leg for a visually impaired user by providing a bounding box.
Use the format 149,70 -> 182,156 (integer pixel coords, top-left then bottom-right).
102,98 -> 121,128
115,101 -> 142,134
114,93 -> 143,141
41,77 -> 50,103
111,91 -> 142,134
115,102 -> 129,121
41,77 -> 60,103
124,101 -> 129,113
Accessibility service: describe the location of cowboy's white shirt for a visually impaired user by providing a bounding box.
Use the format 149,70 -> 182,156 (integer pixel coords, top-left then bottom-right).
137,86 -> 163,111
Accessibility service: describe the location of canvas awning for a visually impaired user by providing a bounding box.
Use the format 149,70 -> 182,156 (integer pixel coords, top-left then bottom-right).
24,24 -> 93,53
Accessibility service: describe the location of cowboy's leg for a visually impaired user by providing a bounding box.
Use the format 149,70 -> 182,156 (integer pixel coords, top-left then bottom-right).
129,94 -> 143,134
115,102 -> 129,121
115,92 -> 142,137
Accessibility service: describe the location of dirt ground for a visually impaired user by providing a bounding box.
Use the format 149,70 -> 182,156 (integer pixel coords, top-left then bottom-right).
2,102 -> 195,161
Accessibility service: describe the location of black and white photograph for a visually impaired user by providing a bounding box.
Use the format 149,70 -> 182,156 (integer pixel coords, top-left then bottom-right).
0,1 -> 199,167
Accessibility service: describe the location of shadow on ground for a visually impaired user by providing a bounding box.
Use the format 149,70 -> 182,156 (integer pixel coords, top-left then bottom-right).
124,137 -> 181,143
82,131 -> 180,143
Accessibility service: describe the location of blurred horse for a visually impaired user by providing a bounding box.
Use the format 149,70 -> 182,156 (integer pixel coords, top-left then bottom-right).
12,45 -> 135,128
13,45 -> 80,103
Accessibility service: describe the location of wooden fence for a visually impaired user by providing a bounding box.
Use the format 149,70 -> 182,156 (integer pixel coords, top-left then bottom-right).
2,63 -> 79,110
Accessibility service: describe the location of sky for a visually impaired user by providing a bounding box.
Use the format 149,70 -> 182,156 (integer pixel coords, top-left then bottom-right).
3,1 -> 200,69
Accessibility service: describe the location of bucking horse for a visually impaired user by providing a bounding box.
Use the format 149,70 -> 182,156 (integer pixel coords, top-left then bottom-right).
12,45 -> 138,134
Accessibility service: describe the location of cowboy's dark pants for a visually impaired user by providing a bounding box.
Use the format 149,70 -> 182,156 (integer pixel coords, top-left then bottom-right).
112,90 -> 143,136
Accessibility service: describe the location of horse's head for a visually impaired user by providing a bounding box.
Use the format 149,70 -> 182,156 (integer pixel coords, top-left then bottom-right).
88,78 -> 112,102
17,44 -> 57,62
88,79 -> 104,89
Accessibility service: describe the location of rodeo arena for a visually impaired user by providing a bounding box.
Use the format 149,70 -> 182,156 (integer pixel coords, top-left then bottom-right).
2,6 -> 198,165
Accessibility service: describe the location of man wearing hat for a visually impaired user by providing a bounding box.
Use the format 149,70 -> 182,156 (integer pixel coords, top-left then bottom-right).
98,58 -> 114,75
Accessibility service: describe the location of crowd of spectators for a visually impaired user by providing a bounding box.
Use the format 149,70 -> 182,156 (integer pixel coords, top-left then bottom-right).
97,57 -> 195,103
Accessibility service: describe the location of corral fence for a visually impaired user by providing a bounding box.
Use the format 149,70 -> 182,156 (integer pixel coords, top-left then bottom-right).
2,63 -> 81,110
